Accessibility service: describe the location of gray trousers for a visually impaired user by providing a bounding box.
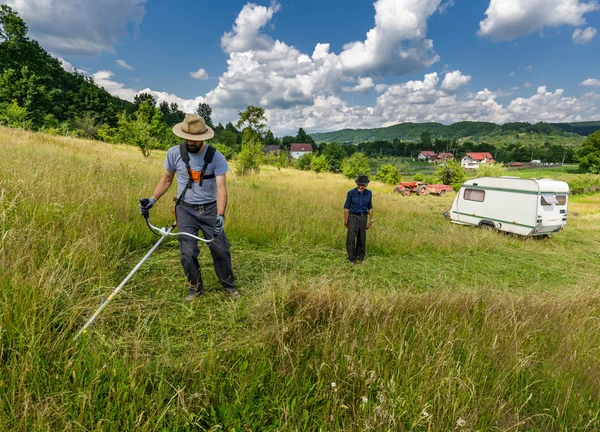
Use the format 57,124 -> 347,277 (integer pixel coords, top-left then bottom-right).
346,213 -> 367,261
176,202 -> 236,293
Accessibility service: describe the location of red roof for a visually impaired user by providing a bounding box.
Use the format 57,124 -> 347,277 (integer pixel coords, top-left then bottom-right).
290,143 -> 313,152
420,151 -> 436,157
465,152 -> 494,161
436,152 -> 454,159
510,162 -> 525,167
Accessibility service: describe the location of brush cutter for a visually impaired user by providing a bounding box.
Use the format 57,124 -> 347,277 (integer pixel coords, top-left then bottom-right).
73,199 -> 215,341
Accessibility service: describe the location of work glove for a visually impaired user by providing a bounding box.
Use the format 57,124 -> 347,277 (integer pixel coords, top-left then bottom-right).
139,197 -> 156,217
214,214 -> 225,236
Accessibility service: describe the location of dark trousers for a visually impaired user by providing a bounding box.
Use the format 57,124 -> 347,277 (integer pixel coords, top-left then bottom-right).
346,213 -> 367,261
176,202 -> 236,293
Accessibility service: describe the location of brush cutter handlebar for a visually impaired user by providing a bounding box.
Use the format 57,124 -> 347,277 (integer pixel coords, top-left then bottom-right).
145,217 -> 215,244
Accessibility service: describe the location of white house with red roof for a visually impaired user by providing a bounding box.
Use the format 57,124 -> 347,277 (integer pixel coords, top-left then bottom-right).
418,151 -> 436,162
290,143 -> 313,159
461,152 -> 495,170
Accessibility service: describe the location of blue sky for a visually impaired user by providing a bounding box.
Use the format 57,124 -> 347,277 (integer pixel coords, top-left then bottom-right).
3,0 -> 600,134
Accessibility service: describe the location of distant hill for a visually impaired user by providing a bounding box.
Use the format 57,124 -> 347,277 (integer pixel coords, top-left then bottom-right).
311,121 -> 600,146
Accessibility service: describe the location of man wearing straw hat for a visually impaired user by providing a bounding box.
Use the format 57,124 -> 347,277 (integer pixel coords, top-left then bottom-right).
343,175 -> 373,264
140,114 -> 239,301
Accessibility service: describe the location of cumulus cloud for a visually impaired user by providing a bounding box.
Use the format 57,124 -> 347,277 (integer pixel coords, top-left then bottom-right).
116,59 -> 133,70
338,0 -> 441,76
190,68 -> 209,80
52,54 -> 75,72
343,77 -> 375,93
3,0 -> 147,56
478,0 -> 599,41
572,26 -> 598,43
581,78 -> 600,86
441,70 -> 471,92
220,1 -> 281,53
92,70 -> 138,101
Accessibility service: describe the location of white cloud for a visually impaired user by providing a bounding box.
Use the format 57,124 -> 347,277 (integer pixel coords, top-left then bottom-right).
343,77 -> 375,93
116,59 -> 133,70
92,70 -> 138,101
221,1 -> 281,53
52,54 -> 75,72
3,0 -> 147,56
573,26 -> 598,43
438,0 -> 455,14
581,78 -> 600,86
190,68 -> 209,80
339,0 -> 442,76
441,70 -> 471,92
509,71 -> 516,77
84,1 -> 600,135
478,0 -> 599,41
524,81 -> 532,88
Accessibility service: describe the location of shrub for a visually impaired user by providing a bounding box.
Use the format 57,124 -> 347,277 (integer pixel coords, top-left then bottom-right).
311,154 -> 328,176
341,153 -> 370,179
375,164 -> 401,185
235,130 -> 264,176
435,159 -> 467,191
295,153 -> 312,170
477,163 -> 505,177
576,131 -> 600,173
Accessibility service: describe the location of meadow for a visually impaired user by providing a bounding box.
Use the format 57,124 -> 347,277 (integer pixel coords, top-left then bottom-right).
1,126 -> 600,431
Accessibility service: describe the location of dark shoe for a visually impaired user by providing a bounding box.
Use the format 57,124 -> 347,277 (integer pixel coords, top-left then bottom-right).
348,259 -> 356,264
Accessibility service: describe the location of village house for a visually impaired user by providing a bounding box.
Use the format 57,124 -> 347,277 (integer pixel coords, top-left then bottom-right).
262,145 -> 281,156
290,143 -> 313,159
435,152 -> 455,163
461,152 -> 495,170
418,151 -> 437,162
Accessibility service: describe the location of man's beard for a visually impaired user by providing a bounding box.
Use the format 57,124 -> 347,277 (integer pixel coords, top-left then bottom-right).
186,143 -> 203,154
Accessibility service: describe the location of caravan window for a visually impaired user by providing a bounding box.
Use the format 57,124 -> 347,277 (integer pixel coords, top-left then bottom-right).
541,194 -> 558,206
556,195 -> 567,206
464,188 -> 485,202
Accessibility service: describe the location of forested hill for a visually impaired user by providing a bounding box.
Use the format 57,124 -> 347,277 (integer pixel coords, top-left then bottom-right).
311,121 -> 600,145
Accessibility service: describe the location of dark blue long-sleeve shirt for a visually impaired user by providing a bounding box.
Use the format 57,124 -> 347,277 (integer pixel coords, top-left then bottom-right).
344,188 -> 373,213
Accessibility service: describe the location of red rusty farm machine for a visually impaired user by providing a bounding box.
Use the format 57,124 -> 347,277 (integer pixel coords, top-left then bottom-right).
393,182 -> 452,197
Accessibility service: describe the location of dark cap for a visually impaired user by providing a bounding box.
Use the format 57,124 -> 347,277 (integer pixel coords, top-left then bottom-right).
355,175 -> 370,185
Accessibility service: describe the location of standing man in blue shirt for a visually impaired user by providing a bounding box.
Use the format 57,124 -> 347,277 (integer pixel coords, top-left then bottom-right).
343,175 -> 373,263
139,114 -> 239,301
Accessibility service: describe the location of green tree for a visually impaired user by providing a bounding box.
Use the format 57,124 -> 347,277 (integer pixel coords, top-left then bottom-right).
295,153 -> 312,170
0,99 -> 30,128
322,142 -> 346,172
133,93 -> 156,108
237,105 -> 267,137
375,164 -> 401,185
235,128 -> 264,175
311,154 -> 328,176
576,131 -> 600,173
196,102 -> 213,128
264,129 -> 280,146
341,153 -> 370,179
295,127 -> 315,144
435,159 -> 466,191
420,131 -> 432,148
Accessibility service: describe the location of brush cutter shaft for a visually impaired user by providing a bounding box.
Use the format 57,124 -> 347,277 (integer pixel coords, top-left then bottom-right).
73,230 -> 170,341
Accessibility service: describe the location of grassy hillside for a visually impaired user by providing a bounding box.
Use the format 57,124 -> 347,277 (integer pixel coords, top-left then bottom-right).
2,127 -> 600,430
311,121 -> 600,146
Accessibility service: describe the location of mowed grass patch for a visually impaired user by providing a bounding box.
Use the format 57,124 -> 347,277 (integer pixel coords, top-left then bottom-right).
1,126 -> 600,430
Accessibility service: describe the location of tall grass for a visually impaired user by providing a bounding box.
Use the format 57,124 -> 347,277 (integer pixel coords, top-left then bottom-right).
1,126 -> 600,430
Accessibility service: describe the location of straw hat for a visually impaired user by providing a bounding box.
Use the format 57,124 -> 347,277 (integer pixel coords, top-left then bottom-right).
172,114 -> 214,141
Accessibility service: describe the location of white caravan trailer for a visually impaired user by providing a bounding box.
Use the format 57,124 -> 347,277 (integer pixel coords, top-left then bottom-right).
448,177 -> 569,236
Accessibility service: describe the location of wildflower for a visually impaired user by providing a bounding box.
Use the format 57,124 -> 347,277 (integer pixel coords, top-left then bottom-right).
422,410 -> 430,418
361,396 -> 368,404
331,382 -> 337,388
457,418 -> 466,427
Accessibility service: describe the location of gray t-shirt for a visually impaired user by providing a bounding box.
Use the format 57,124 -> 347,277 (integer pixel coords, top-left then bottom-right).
164,144 -> 230,204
